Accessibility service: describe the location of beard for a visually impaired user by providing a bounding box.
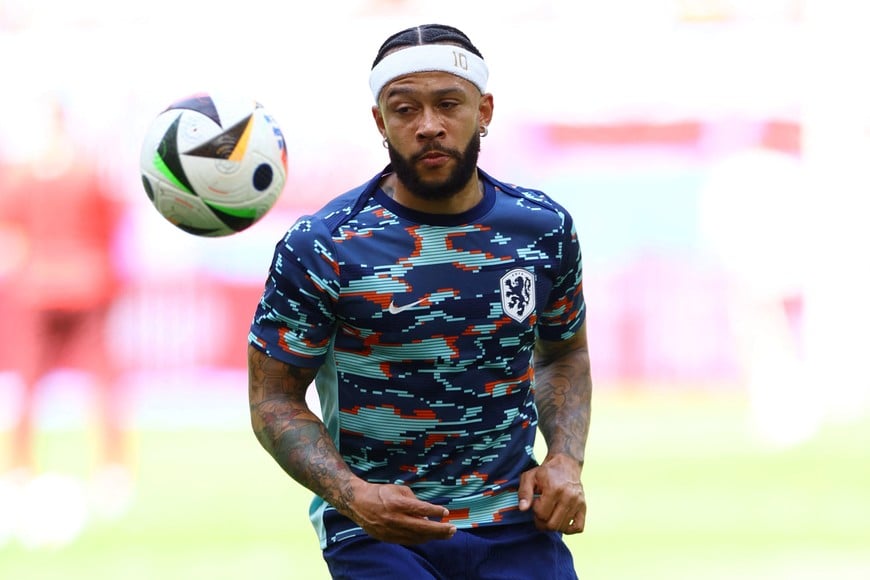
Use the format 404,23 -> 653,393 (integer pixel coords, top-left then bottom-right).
387,131 -> 480,201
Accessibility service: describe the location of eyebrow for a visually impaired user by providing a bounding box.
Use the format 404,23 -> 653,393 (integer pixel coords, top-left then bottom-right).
384,86 -> 466,101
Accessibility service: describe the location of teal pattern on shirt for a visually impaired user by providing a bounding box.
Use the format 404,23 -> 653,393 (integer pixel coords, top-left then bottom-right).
249,166 -> 585,548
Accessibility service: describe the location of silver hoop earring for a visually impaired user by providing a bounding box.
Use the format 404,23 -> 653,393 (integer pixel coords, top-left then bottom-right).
480,126 -> 488,138
382,137 -> 389,149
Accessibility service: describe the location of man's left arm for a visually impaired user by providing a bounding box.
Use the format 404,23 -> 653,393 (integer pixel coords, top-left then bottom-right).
518,322 -> 592,534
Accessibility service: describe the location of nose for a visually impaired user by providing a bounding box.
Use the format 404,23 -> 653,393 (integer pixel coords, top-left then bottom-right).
416,107 -> 445,141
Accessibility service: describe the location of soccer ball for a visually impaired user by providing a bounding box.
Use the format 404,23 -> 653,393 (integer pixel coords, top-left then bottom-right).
140,93 -> 287,237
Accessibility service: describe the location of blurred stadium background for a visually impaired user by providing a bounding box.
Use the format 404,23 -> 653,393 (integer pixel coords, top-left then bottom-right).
1,0 -> 869,578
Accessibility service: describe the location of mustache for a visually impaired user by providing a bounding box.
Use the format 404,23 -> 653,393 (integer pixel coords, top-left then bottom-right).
412,143 -> 461,162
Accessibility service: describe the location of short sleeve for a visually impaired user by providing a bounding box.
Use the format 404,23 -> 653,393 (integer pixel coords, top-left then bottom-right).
248,216 -> 341,367
537,213 -> 585,342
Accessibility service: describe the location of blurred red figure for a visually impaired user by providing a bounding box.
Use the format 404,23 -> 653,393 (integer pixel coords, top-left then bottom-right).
0,98 -> 132,547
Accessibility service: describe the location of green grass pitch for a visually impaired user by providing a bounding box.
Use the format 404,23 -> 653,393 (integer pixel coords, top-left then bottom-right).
1,388 -> 868,579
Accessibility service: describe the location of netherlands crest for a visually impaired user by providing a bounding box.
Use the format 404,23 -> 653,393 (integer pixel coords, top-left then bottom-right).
500,268 -> 535,323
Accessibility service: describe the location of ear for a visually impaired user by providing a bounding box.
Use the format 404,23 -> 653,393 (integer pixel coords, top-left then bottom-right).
479,93 -> 494,129
372,105 -> 386,136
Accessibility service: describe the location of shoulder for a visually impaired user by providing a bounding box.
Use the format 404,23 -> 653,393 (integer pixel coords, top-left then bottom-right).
272,172 -> 387,274
296,169 -> 387,234
482,169 -> 575,230
311,185 -> 373,230
285,170 -> 383,238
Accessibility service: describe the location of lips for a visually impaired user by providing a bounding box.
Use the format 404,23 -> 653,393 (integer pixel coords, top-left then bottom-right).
416,148 -> 455,165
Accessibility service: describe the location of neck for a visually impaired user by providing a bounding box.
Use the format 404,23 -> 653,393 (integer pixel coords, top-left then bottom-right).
382,172 -> 483,215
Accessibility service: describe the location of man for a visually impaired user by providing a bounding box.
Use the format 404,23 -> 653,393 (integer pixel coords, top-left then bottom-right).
248,24 -> 592,578
0,96 -> 132,547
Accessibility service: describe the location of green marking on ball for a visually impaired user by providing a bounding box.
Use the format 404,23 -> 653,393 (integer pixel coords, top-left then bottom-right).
153,151 -> 193,194
204,201 -> 259,219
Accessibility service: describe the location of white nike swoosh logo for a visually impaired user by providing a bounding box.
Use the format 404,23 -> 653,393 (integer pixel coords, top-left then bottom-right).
387,298 -> 426,314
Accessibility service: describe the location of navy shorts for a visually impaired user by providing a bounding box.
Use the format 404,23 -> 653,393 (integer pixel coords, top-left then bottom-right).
322,522 -> 578,579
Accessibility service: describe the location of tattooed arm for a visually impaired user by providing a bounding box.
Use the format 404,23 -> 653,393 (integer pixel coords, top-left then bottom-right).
247,345 -> 456,544
518,323 -> 592,534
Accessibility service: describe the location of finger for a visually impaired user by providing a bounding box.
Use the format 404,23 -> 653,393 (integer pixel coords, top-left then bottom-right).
406,519 -> 457,539
562,505 -> 586,534
531,488 -> 557,523
416,518 -> 457,539
384,518 -> 457,545
380,486 -> 449,519
517,469 -> 538,512
535,482 -> 584,531
533,488 -> 583,532
405,499 -> 451,520
541,499 -> 574,532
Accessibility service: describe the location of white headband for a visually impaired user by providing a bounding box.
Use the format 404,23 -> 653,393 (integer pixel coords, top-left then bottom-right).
369,44 -> 489,102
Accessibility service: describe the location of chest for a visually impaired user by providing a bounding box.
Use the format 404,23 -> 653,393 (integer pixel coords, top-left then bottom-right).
332,222 -> 560,338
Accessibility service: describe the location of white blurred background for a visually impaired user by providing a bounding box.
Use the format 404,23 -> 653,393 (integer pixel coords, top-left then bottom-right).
1,0 -> 869,572
10,0 -> 861,423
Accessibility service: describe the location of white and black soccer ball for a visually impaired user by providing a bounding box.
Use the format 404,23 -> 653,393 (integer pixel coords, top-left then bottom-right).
140,93 -> 287,237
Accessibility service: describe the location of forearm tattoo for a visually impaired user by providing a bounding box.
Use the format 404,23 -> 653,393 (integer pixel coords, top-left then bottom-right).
534,343 -> 592,465
248,347 -> 355,513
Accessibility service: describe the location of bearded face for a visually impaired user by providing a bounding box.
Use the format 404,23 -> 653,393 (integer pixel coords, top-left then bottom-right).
386,130 -> 481,201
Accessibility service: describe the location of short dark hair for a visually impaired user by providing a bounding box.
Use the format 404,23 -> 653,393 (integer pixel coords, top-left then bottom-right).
371,24 -> 484,69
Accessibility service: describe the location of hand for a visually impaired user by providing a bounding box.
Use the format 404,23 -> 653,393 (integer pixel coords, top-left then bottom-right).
346,481 -> 457,545
517,453 -> 586,534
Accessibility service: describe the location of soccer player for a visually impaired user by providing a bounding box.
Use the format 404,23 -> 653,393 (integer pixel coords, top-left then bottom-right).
248,24 -> 592,578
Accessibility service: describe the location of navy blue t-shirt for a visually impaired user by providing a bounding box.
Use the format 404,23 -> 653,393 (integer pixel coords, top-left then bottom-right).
249,166 -> 585,548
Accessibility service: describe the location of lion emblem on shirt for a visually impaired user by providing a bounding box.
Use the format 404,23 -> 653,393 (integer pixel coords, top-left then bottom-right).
500,268 -> 535,323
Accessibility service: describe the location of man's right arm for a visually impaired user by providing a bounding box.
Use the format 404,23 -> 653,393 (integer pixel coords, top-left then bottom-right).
247,345 -> 456,544
247,344 -> 358,514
